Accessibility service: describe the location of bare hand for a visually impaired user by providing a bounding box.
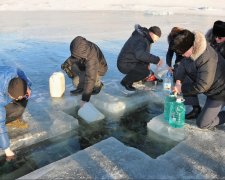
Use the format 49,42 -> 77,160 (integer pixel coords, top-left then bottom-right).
26,86 -> 32,99
173,80 -> 182,95
80,100 -> 86,107
167,66 -> 174,74
5,147 -> 15,161
157,59 -> 163,67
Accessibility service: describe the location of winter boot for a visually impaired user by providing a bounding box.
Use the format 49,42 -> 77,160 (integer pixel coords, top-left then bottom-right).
121,81 -> 136,91
70,88 -> 83,95
185,106 -> 201,119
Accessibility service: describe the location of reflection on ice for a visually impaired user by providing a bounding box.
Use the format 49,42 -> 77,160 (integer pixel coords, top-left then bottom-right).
147,114 -> 186,142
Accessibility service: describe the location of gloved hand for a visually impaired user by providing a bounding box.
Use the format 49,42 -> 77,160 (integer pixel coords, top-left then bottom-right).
61,61 -> 75,78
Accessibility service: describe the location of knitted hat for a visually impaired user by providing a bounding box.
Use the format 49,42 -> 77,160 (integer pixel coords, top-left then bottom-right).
8,78 -> 27,99
170,29 -> 195,55
149,26 -> 161,37
213,20 -> 225,37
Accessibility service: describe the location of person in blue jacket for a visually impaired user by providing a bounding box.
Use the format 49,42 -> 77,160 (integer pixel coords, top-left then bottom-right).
0,66 -> 32,159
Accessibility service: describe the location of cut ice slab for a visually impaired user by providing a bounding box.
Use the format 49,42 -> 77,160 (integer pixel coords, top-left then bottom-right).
147,114 -> 186,142
78,102 -> 105,123
91,80 -> 164,116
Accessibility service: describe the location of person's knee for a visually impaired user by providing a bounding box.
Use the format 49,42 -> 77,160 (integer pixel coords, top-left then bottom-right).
196,116 -> 214,129
196,119 -> 207,129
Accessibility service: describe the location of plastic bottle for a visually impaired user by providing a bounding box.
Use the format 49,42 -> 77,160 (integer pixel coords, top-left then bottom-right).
49,72 -> 65,97
169,97 -> 185,128
163,71 -> 173,95
164,94 -> 176,122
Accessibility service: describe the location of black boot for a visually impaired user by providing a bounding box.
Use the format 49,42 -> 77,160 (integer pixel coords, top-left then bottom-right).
70,88 -> 83,95
92,82 -> 104,95
120,81 -> 136,91
185,106 -> 201,119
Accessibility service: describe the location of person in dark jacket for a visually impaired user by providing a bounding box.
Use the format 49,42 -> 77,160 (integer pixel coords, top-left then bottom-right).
117,24 -> 163,91
205,20 -> 225,59
171,29 -> 225,129
0,66 -> 32,159
61,36 -> 108,106
166,27 -> 184,74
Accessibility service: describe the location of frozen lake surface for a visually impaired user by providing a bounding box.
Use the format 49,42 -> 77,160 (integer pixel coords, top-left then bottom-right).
0,11 -> 225,179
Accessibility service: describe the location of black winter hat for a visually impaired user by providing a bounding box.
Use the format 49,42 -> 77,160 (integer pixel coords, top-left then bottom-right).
8,77 -> 27,99
213,20 -> 225,37
149,26 -> 161,37
170,29 -> 195,55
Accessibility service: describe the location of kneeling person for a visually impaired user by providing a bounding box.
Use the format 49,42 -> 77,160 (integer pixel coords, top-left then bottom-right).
0,66 -> 32,159
61,36 -> 108,106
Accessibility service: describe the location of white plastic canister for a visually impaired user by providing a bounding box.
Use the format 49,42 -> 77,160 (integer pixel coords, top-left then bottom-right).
49,72 -> 65,97
78,102 -> 105,123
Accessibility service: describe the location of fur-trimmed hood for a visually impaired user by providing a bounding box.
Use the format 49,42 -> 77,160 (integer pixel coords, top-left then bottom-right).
191,31 -> 207,61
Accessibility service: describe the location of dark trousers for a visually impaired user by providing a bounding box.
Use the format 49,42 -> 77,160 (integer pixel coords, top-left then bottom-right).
5,99 -> 28,123
197,97 -> 225,128
121,63 -> 149,85
71,63 -> 101,89
182,76 -> 200,106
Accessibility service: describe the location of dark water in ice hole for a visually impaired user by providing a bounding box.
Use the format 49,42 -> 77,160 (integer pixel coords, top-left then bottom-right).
0,105 -> 178,179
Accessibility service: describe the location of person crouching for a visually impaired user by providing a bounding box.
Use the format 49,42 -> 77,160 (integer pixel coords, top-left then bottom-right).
61,36 -> 108,107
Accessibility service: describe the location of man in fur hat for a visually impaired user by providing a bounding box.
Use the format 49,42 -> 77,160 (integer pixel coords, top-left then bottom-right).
0,66 -> 32,160
171,29 -> 225,129
117,24 -> 163,91
205,20 -> 225,59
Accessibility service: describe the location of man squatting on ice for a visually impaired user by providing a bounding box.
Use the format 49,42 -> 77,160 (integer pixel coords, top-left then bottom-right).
61,36 -> 108,107
0,66 -> 32,159
171,28 -> 225,129
117,24 -> 163,91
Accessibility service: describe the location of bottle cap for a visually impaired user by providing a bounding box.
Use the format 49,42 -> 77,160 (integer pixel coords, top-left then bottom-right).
176,98 -> 185,103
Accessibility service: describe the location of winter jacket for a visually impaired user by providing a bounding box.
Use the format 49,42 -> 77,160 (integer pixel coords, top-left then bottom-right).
0,66 -> 32,150
69,36 -> 108,102
213,41 -> 225,59
175,32 -> 225,100
117,24 -> 160,73
205,28 -> 225,59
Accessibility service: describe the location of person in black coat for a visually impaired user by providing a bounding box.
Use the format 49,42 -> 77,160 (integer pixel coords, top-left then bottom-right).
212,20 -> 225,59
117,24 -> 163,91
171,29 -> 225,129
205,20 -> 225,59
166,27 -> 184,74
